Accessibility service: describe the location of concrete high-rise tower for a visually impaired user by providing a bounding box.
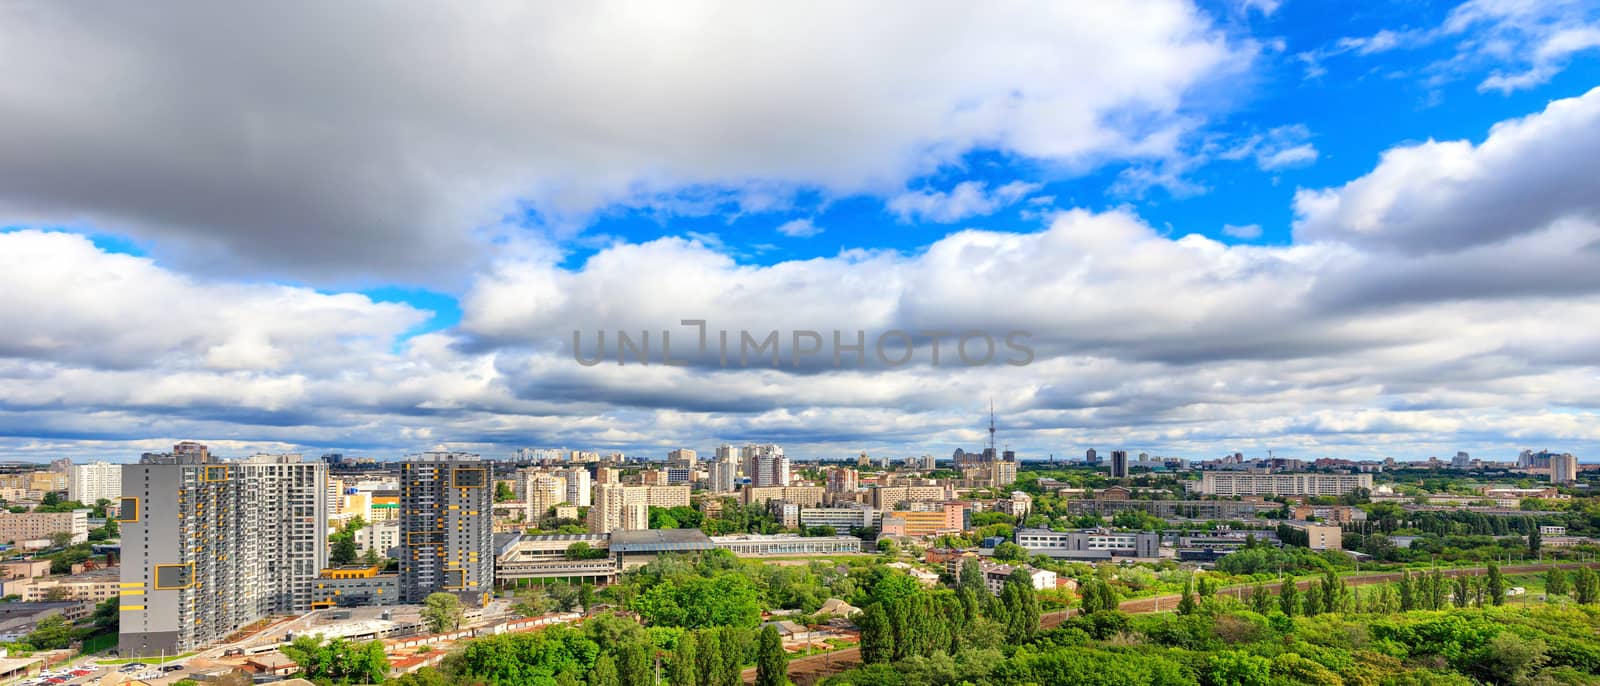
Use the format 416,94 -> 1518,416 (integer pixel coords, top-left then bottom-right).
400,452 -> 493,604
117,450 -> 327,657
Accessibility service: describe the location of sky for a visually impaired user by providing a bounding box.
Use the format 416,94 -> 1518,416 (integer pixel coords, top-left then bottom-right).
2,1 -> 1600,463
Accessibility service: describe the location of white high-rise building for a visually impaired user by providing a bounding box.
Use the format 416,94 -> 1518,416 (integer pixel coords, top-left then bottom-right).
69,461 -> 122,503
743,444 -> 788,487
524,471 -> 567,522
556,466 -> 592,507
711,459 -> 738,493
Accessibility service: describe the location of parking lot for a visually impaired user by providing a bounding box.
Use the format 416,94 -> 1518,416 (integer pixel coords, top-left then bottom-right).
18,661 -> 191,686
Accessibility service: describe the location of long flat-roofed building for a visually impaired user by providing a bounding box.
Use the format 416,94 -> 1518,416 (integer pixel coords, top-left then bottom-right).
1192,472 -> 1372,497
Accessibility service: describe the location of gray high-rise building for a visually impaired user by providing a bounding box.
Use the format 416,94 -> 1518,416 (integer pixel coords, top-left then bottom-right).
1111,450 -> 1129,479
1085,449 -> 1098,466
117,449 -> 327,657
400,452 -> 493,605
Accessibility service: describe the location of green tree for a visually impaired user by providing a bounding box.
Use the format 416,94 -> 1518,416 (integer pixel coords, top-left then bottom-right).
858,603 -> 894,664
1398,571 -> 1416,611
25,614 -> 74,650
589,653 -> 622,686
330,532 -> 358,566
362,546 -> 383,567
1546,567 -> 1570,597
1574,566 -> 1599,604
957,558 -> 985,597
1527,518 -> 1541,556
1302,583 -> 1324,616
696,630 -> 724,686
756,624 -> 788,686
1278,578 -> 1299,617
494,481 -> 515,502
1207,650 -> 1274,686
1001,569 -> 1040,643
617,639 -> 653,686
1177,576 -> 1198,616
1249,584 -> 1272,614
1453,574 -> 1471,608
670,631 -> 699,686
1319,569 -> 1345,614
1486,563 -> 1505,606
992,542 -> 1025,561
422,592 -> 463,633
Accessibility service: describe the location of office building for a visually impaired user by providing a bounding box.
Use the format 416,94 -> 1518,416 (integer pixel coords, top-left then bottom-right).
68,461 -> 121,503
1014,528 -> 1160,560
1085,449 -> 1098,466
1550,453 -> 1579,484
1193,472 -> 1373,497
1111,450 -> 1129,479
400,453 -> 493,605
117,449 -> 328,657
1283,521 -> 1342,551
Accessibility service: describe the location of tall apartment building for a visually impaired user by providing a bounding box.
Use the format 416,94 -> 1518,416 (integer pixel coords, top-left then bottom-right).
1111,450 -> 1129,479
117,449 -> 328,657
746,445 -> 789,487
556,466 -> 592,507
710,459 -> 738,493
69,461 -> 122,503
1193,472 -> 1373,497
667,449 -> 697,470
1550,453 -> 1579,484
1085,448 -> 1099,465
399,453 -> 493,604
587,484 -> 691,534
588,483 -> 648,534
990,460 -> 1018,487
524,471 -> 566,522
825,467 -> 858,503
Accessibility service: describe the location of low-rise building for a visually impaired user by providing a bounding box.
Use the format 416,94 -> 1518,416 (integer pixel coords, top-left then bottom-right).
0,510 -> 88,548
1283,521 -> 1342,551
310,566 -> 400,608
980,562 -> 1055,596
798,506 -> 880,531
743,486 -> 825,507
711,534 -> 863,556
1014,528 -> 1160,560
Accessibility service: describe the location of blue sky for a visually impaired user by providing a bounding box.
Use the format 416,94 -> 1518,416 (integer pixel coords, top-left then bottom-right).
2,1 -> 1600,462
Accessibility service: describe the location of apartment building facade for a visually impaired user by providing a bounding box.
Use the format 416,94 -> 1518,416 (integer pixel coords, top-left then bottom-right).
1193,472 -> 1373,497
399,453 -> 494,604
117,450 -> 328,657
68,461 -> 122,503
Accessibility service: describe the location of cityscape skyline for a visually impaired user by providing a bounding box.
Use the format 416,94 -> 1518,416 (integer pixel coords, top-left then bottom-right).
3,4 -> 1600,464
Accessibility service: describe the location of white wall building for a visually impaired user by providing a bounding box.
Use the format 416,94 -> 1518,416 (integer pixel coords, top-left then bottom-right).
68,461 -> 122,503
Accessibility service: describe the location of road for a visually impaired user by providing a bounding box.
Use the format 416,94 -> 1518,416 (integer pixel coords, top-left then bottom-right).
750,561 -> 1597,685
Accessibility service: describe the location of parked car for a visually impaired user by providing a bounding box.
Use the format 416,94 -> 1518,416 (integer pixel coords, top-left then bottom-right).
161,665 -> 185,673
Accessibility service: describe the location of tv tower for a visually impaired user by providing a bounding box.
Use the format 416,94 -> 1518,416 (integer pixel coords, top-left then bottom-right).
988,398 -> 997,459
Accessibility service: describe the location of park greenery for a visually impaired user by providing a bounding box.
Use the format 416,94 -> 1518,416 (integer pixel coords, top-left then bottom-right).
823,561 -> 1600,686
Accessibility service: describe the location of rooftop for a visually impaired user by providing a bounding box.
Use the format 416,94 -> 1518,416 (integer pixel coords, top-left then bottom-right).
609,528 -> 714,553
